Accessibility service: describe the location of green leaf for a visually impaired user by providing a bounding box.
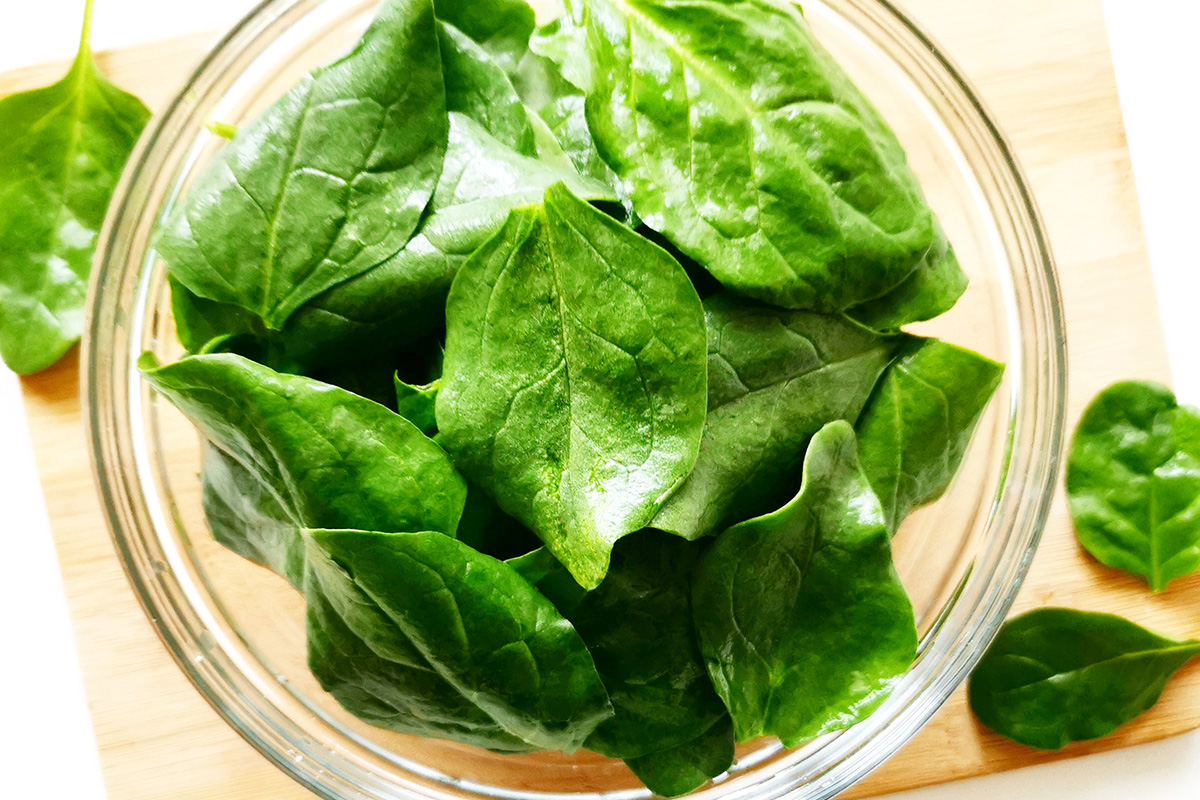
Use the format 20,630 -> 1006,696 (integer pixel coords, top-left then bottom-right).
651,292 -> 896,541
854,337 -> 1004,534
171,113 -> 617,370
437,183 -> 708,588
305,539 -> 538,752
692,421 -> 918,746
434,0 -> 537,75
201,444 -> 306,589
158,0 -> 447,329
439,22 -> 535,155
1066,380 -> 1200,591
308,529 -> 613,751
394,374 -> 439,435
0,0 -> 150,373
139,352 -> 466,537
847,235 -> 969,332
968,608 -> 1200,749
552,0 -> 964,320
534,532 -> 728,760
538,94 -> 638,224
624,715 -> 735,797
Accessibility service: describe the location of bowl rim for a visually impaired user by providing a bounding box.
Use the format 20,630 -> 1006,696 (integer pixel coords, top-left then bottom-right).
83,1 -> 1067,798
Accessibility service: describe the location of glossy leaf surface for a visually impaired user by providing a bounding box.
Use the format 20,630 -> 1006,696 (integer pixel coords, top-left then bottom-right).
1066,380 -> 1200,591
0,1 -> 149,373
854,337 -> 1004,534
624,716 -> 735,798
158,0 -> 447,329
692,421 -> 917,745
652,292 -> 895,540
968,608 -> 1200,749
438,183 -> 707,588
308,529 -> 613,751
556,0 -> 964,319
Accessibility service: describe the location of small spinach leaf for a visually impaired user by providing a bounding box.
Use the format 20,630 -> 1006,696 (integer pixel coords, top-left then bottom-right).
1067,380 -> 1200,591
139,352 -> 466,537
158,0 -> 447,329
854,337 -> 1004,534
968,608 -> 1200,749
692,421 -> 918,746
624,715 -> 735,798
0,0 -> 150,373
554,0 -> 964,320
652,292 -> 896,541
309,528 -> 613,750
437,183 -> 708,588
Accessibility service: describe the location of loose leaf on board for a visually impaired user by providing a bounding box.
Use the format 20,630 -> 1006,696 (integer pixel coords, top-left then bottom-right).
651,292 -> 896,541
553,0 -> 964,320
307,529 -> 613,751
1066,380 -> 1200,591
157,0 -> 448,329
855,337 -> 1004,534
692,421 -> 918,746
139,352 -> 466,538
968,608 -> 1200,749
437,183 -> 707,588
0,0 -> 150,373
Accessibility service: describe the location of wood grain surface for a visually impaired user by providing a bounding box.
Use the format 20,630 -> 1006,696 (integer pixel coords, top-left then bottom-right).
10,0 -> 1200,798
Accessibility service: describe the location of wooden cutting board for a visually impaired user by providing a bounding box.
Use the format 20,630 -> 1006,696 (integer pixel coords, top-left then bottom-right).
10,0 -> 1200,798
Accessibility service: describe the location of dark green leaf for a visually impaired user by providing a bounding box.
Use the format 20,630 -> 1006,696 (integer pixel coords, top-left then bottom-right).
535,532 -> 728,760
437,183 -> 708,588
158,0 -> 447,329
624,715 -> 735,797
305,539 -> 537,752
309,529 -> 613,750
139,352 -> 466,537
847,235 -> 969,332
651,292 -> 896,540
0,0 -> 150,373
1067,380 -> 1200,591
854,337 -> 1004,534
968,608 -> 1200,749
552,0 -> 964,320
692,421 -> 917,746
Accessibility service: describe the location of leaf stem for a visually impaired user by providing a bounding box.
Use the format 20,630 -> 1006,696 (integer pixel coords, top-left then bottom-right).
78,0 -> 96,62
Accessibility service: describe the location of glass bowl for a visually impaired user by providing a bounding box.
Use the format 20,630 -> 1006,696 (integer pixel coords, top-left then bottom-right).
84,1 -> 1066,798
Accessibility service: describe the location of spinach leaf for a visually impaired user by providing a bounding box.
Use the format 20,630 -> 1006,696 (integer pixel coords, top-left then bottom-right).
0,0 -> 150,373
139,352 -> 466,537
1066,380 -> 1200,591
171,113 -> 617,370
651,292 -> 896,541
304,538 -> 540,752
158,0 -> 447,329
439,22 -> 535,155
552,0 -> 965,321
434,0 -> 537,75
535,532 -> 728,760
854,337 -> 1004,534
846,235 -> 968,332
624,715 -> 735,798
308,529 -> 613,751
968,608 -> 1200,749
538,94 -> 639,225
201,444 -> 306,589
692,421 -> 918,746
394,375 -> 440,435
437,183 -> 708,588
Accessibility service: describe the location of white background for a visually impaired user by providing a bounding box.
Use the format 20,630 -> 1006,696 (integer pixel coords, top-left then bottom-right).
1,1 -> 1198,799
